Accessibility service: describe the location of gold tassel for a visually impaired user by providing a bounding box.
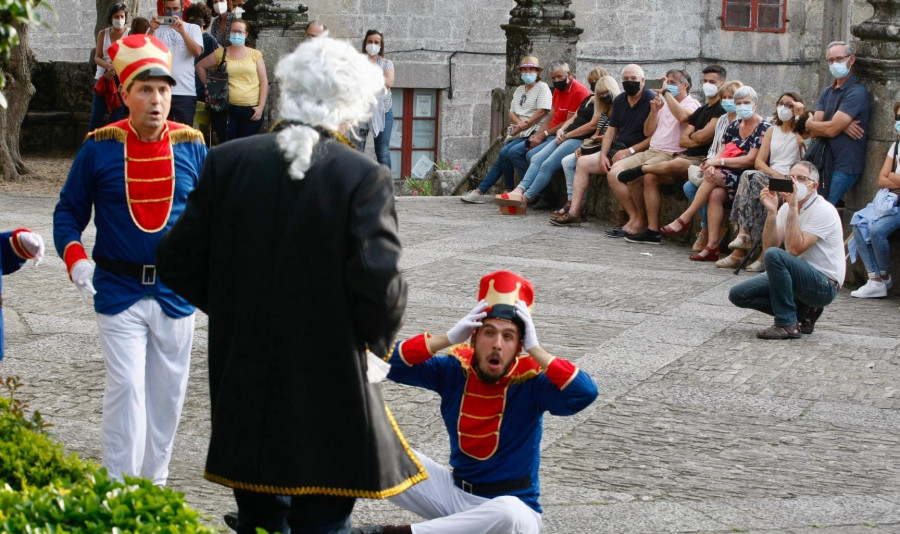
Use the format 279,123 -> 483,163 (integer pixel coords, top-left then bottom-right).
169,127 -> 206,145
87,126 -> 128,144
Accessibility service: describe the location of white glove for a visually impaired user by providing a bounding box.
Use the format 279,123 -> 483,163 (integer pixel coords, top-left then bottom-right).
18,231 -> 44,266
515,299 -> 539,351
447,300 -> 489,345
70,260 -> 97,298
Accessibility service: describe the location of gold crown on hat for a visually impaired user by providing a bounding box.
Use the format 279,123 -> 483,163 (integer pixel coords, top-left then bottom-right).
109,34 -> 174,90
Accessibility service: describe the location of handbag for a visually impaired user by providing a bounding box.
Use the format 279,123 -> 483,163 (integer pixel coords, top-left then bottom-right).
94,75 -> 122,113
719,141 -> 745,160
580,139 -> 602,155
205,48 -> 229,113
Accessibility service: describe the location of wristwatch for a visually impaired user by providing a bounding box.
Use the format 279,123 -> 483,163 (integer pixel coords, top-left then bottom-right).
543,130 -> 549,137
628,147 -> 635,155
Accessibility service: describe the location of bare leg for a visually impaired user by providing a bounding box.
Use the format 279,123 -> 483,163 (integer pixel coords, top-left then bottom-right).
570,154 -> 604,219
608,165 -> 646,233
705,186 -> 728,252
644,173 -> 676,232
641,158 -> 692,178
665,177 -> 718,231
624,178 -> 647,233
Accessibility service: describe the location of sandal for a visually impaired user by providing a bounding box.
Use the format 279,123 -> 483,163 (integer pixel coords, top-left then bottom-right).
745,259 -> 766,272
728,233 -> 753,250
495,194 -> 527,208
549,212 -> 582,227
756,323 -> 802,340
551,203 -> 571,219
714,254 -> 743,269
661,217 -> 691,235
689,246 -> 719,262
692,230 -> 708,252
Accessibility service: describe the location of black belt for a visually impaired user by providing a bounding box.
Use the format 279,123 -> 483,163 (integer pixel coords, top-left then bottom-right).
452,472 -> 531,496
93,255 -> 157,285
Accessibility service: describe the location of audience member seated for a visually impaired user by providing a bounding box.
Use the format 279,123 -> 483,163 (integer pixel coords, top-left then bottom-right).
718,92 -> 806,271
554,73 -> 618,220
848,101 -> 900,299
729,162 -> 844,339
615,65 -> 728,242
804,40 -> 871,205
461,56 -> 551,203
497,61 -> 590,208
550,64 -> 653,228
661,85 -> 771,261
503,70 -> 614,211
604,69 -> 701,244
684,80 -> 742,252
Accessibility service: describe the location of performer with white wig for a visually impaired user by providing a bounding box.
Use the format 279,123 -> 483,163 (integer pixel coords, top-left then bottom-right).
157,36 -> 426,534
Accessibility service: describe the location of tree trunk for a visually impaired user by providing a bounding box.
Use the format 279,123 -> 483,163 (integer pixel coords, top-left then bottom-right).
0,17 -> 37,182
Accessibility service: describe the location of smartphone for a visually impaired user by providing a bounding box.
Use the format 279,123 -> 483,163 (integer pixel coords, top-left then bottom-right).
644,79 -> 663,90
159,15 -> 175,24
768,178 -> 794,193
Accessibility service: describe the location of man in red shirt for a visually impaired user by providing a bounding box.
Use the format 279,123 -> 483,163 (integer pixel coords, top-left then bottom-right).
506,61 -> 589,194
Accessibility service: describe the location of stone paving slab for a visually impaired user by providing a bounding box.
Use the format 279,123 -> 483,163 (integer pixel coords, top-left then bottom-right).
1,192 -> 899,532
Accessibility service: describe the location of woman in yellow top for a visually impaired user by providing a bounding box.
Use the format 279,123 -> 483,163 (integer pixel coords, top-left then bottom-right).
196,19 -> 268,142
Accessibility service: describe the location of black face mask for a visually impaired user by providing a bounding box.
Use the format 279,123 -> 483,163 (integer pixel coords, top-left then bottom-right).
589,81 -> 596,93
553,79 -> 569,91
601,94 -> 613,105
622,81 -> 641,96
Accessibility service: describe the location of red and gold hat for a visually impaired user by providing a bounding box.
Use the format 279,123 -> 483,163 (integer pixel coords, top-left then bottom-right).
109,34 -> 176,90
477,270 -> 534,335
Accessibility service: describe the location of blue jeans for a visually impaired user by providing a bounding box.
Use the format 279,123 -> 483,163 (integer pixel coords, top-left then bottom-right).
356,109 -> 394,168
728,248 -> 838,326
508,138 -> 547,181
562,152 -> 577,200
518,138 -> 582,199
477,137 -> 526,193
851,209 -> 900,276
683,180 -> 708,228
827,171 -> 859,205
89,90 -> 127,131
233,490 -> 355,534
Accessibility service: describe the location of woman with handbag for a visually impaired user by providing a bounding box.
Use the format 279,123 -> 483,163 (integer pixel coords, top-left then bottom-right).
88,3 -> 130,131
849,102 -> 900,298
196,19 -> 268,142
716,92 -> 806,270
660,85 -> 771,261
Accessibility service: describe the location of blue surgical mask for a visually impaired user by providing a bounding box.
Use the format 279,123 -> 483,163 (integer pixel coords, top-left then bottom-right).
736,103 -> 754,120
521,73 -> 537,85
667,84 -> 680,97
164,10 -> 176,16
894,120 -> 900,136
829,60 -> 850,79
720,99 -> 736,113
229,33 -> 246,46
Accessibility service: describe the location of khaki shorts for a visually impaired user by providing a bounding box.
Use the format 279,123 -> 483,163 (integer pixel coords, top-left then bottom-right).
675,153 -> 705,165
615,149 -> 676,171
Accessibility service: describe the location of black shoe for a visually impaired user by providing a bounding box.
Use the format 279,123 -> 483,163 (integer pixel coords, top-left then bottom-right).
604,226 -> 625,238
224,512 -> 238,531
800,307 -> 824,335
624,230 -> 661,244
617,165 -> 644,183
530,196 -> 554,210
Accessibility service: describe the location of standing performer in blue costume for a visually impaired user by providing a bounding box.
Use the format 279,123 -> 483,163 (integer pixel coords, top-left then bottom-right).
0,229 -> 45,361
53,34 -> 207,486
355,270 -> 598,534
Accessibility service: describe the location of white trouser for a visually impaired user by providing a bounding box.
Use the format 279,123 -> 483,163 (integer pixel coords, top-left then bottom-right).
96,297 -> 194,486
389,450 -> 542,534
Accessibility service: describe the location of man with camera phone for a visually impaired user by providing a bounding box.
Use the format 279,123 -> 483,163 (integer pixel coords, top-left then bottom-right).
150,0 -> 203,124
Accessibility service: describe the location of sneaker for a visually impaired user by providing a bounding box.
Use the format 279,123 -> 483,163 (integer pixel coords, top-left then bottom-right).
624,230 -> 661,245
850,279 -> 888,298
460,190 -> 488,204
885,275 -> 893,290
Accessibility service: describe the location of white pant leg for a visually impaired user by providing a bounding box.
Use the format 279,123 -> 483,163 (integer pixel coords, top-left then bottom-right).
390,450 -> 542,534
97,302 -> 152,482
140,304 -> 194,485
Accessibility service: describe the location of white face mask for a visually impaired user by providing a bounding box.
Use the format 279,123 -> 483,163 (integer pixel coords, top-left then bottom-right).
233,6 -> 244,18
365,43 -> 381,57
777,105 -> 794,122
794,182 -> 809,201
702,83 -> 718,98
111,17 -> 126,29
214,1 -> 227,14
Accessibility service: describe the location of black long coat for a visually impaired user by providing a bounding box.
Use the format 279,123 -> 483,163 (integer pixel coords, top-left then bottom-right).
156,133 -> 425,497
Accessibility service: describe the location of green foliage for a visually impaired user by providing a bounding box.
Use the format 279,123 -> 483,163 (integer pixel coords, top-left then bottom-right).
0,375 -> 216,533
405,176 -> 433,196
433,159 -> 457,171
0,0 -> 46,107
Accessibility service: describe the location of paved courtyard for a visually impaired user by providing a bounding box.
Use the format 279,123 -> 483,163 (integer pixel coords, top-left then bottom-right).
1,190 -> 899,533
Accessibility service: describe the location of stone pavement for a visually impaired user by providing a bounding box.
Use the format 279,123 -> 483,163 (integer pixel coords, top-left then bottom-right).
1,190 -> 899,533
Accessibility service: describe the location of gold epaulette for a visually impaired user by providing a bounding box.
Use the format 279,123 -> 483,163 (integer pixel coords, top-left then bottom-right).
170,127 -> 206,145
87,126 -> 128,143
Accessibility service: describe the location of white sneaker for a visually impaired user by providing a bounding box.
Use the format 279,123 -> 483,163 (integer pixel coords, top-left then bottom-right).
851,279 -> 888,298
884,275 -> 893,290
460,190 -> 488,204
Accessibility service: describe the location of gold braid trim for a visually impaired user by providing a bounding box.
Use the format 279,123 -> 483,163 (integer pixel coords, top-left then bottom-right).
204,403 -> 428,498
170,127 -> 206,145
507,368 -> 541,386
87,126 -> 128,143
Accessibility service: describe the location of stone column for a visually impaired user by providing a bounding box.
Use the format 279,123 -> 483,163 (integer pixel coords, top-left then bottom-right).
500,0 -> 583,122
849,0 -> 900,208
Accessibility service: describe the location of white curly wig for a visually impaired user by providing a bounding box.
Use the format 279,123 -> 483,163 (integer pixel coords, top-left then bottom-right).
275,36 -> 385,180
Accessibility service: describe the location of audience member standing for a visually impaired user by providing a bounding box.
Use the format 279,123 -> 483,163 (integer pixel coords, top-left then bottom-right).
208,0 -> 244,47
354,29 -> 395,169
150,0 -> 204,125
88,3 -> 130,131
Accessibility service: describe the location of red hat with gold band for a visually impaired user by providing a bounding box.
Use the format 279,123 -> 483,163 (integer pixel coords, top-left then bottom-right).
109,34 -> 176,90
477,270 -> 534,337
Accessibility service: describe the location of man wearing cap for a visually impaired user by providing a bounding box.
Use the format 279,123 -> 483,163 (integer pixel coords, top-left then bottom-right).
354,271 -> 598,534
53,34 -> 207,486
460,57 -> 552,204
